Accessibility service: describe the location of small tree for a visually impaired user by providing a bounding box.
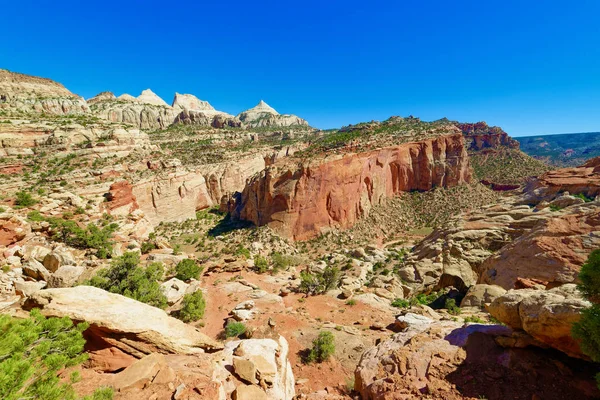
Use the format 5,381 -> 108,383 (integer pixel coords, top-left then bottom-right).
87,252 -> 167,309
178,291 -> 206,323
225,322 -> 247,338
0,309 -> 112,400
298,266 -> 340,295
175,259 -> 202,281
305,331 -> 335,363
573,249 -> 600,388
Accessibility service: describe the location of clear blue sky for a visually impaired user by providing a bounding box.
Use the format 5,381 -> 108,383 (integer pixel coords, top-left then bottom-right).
2,0 -> 599,136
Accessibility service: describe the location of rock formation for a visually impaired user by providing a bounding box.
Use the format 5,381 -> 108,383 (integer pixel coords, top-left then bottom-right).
0,69 -> 89,115
488,284 -> 590,359
237,100 -> 309,128
23,286 -> 222,356
456,121 -> 520,152
234,134 -> 471,240
355,319 -> 599,400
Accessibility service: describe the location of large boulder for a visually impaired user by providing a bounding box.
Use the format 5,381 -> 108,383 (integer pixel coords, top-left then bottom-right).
487,284 -> 590,358
460,284 -> 506,307
23,286 -> 222,357
215,336 -> 295,400
355,321 -> 598,400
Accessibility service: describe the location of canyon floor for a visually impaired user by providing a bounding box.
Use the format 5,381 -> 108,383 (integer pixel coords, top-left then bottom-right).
1,69 -> 599,400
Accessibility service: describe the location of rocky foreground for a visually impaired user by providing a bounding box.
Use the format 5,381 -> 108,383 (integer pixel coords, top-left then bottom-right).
1,69 -> 599,400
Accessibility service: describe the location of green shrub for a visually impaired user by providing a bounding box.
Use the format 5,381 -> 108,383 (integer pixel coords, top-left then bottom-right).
234,246 -> 251,259
27,210 -> 45,221
444,298 -> 461,315
0,207 -> 5,213
463,315 -> 485,324
14,191 -> 37,207
175,259 -> 202,281
305,331 -> 335,363
574,193 -> 594,202
298,266 -> 340,295
391,298 -> 411,308
178,291 -> 206,322
253,255 -> 269,274
140,240 -> 157,254
87,252 -> 167,309
0,309 -> 88,400
345,299 -> 357,306
573,249 -> 600,387
271,252 -> 301,273
46,218 -> 117,258
225,321 -> 247,338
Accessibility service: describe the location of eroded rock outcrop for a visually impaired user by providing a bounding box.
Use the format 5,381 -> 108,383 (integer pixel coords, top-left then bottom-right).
23,286 -> 222,356
234,134 -> 471,240
522,156 -> 600,203
456,121 -> 520,152
487,284 -> 590,359
237,100 -> 309,128
0,69 -> 89,115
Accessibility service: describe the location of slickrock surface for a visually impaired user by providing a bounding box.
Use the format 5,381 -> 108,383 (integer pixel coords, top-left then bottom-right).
488,284 -> 590,359
23,286 -> 222,355
235,134 -> 471,240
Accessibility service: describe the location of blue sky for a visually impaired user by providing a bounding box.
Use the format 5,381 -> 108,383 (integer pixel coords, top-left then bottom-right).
2,0 -> 599,136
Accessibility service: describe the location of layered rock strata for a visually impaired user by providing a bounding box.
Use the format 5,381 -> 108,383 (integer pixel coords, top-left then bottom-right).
234,134 -> 471,240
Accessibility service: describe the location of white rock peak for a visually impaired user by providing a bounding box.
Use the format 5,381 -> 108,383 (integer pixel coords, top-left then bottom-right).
172,93 -> 215,111
137,89 -> 169,107
246,100 -> 279,115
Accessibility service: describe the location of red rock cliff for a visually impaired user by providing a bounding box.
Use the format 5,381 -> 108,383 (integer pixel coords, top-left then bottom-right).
456,122 -> 519,152
234,134 -> 472,240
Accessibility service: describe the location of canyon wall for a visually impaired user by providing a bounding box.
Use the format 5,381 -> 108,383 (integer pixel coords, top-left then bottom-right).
234,134 -> 472,240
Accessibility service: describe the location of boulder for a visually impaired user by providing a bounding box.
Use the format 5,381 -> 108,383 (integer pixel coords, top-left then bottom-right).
216,336 -> 295,400
43,249 -> 76,272
460,284 -> 506,307
233,385 -> 268,400
23,286 -> 222,357
14,280 -> 46,297
47,265 -> 84,288
394,313 -> 433,332
113,353 -> 166,390
233,357 -> 257,384
160,278 -> 189,305
22,259 -> 51,281
488,284 -> 590,358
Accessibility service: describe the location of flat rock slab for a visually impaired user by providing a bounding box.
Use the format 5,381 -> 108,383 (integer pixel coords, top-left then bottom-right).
24,286 -> 222,356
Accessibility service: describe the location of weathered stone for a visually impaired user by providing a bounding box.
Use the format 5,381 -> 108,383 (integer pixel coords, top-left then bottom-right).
460,284 -> 506,307
24,286 -> 222,356
47,265 -> 84,288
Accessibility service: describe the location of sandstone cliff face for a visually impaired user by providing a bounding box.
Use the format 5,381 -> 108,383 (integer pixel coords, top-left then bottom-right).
234,134 -> 471,240
173,109 -> 241,128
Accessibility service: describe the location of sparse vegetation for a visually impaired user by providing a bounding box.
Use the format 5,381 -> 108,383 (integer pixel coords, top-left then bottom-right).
86,252 -> 167,309
444,298 -> 461,315
46,218 -> 117,258
225,321 -> 247,338
178,291 -> 206,322
14,190 -> 37,207
175,259 -> 202,281
298,266 -> 340,295
0,309 -> 112,400
304,331 -> 335,363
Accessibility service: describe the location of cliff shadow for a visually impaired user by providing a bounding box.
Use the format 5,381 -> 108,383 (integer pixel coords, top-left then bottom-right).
207,213 -> 254,237
443,325 -> 600,400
